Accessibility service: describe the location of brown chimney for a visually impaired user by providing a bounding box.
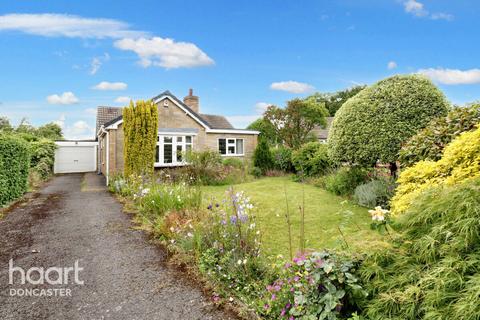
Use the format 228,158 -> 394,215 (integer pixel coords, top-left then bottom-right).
183,88 -> 199,113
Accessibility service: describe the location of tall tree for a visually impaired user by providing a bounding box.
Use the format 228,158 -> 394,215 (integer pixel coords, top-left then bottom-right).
247,118 -> 279,145
0,117 -> 13,133
306,85 -> 365,116
264,98 -> 328,149
36,123 -> 63,140
123,100 -> 158,176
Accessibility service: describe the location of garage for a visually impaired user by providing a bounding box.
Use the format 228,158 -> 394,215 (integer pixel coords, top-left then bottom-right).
54,141 -> 98,174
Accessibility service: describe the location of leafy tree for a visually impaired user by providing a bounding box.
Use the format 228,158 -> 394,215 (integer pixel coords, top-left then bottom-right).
399,103 -> 480,167
36,123 -> 63,140
123,100 -> 158,176
253,139 -> 274,173
15,118 -> 35,135
328,75 -> 449,174
0,116 -> 13,133
291,142 -> 333,176
264,98 -> 328,149
306,85 -> 365,116
247,118 -> 279,145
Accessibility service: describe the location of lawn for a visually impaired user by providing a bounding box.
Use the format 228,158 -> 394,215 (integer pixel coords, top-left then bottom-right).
202,176 -> 388,257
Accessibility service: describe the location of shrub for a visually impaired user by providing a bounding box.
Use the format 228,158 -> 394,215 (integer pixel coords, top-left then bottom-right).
271,146 -> 294,172
322,166 -> 370,196
253,139 -> 274,174
292,142 -> 332,177
399,103 -> 480,167
262,251 -> 366,319
0,135 -> 30,206
329,75 -> 449,167
391,126 -> 480,215
360,177 -> 480,320
251,166 -> 263,178
29,139 -> 56,179
222,157 -> 244,169
353,178 -> 396,208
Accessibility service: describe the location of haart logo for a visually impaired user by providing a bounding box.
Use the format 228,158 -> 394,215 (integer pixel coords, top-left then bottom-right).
7,259 -> 84,297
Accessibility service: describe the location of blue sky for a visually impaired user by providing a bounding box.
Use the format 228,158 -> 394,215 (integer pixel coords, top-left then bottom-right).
1,0 -> 479,138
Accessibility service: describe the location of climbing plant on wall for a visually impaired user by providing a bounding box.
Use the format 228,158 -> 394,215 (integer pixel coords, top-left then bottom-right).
123,100 -> 158,177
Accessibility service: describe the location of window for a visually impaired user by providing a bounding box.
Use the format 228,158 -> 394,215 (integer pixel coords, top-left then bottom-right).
218,138 -> 244,156
155,135 -> 193,166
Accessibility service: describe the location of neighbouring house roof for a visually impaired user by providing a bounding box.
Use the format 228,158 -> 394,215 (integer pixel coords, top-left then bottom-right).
96,91 -> 242,136
312,117 -> 334,140
96,106 -> 122,135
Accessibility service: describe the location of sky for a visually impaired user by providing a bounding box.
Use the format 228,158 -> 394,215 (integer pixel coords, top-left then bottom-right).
1,0 -> 479,139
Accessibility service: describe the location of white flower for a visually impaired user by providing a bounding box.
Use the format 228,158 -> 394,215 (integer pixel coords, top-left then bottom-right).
187,232 -> 193,238
237,259 -> 242,265
256,230 -> 260,235
170,227 -> 175,232
242,259 -> 247,265
368,206 -> 389,222
229,297 -> 234,302
141,188 -> 150,196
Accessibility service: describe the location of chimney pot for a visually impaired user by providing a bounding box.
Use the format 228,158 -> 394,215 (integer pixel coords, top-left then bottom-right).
189,88 -> 193,96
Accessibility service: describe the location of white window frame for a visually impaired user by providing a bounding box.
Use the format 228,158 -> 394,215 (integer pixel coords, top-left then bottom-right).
155,134 -> 194,167
218,138 -> 244,157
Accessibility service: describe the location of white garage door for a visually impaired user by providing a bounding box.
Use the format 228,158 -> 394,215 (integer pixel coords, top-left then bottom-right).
54,142 -> 97,174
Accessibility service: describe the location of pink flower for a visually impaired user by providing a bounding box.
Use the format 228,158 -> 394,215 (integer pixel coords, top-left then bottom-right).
271,294 -> 276,301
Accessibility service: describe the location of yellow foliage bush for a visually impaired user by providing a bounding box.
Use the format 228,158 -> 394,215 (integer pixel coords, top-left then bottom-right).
392,126 -> 480,214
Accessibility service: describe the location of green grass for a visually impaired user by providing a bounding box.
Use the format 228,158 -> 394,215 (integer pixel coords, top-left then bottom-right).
202,176 -> 387,257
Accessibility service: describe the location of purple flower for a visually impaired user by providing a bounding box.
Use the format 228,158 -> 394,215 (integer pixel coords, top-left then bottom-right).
220,219 -> 227,225
281,309 -> 286,316
239,214 -> 248,223
271,294 -> 276,301
207,204 -> 213,210
263,303 -> 270,310
230,215 -> 237,225
215,203 -> 220,208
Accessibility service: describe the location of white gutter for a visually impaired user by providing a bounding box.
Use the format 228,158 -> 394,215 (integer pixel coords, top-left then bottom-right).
206,129 -> 260,135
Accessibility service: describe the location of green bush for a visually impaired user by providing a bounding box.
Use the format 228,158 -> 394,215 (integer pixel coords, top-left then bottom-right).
321,166 -> 370,196
253,139 -> 274,174
399,103 -> 480,167
360,177 -> 480,320
29,139 -> 56,179
0,135 -> 30,206
250,166 -> 263,178
222,157 -> 244,169
271,146 -> 294,172
353,178 -> 396,208
292,142 -> 332,176
329,75 -> 449,167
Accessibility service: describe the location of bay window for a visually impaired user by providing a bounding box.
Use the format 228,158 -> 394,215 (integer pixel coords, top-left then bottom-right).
155,135 -> 193,166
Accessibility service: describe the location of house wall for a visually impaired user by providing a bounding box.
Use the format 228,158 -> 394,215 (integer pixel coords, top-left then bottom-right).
102,97 -> 258,177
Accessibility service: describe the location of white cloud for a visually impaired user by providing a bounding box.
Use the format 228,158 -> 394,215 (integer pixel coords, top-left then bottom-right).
402,1 -> 453,21
255,102 -> 271,114
64,120 -> 95,139
46,92 -> 79,105
114,96 -> 131,104
92,81 -> 127,91
418,68 -> 480,85
404,0 -> 427,17
387,61 -> 398,70
0,13 -> 145,39
114,37 -> 214,69
270,81 -> 315,94
430,12 -> 454,21
89,53 -> 110,75
53,114 -> 66,129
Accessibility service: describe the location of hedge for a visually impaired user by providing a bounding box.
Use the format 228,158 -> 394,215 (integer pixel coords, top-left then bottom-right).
0,135 -> 30,206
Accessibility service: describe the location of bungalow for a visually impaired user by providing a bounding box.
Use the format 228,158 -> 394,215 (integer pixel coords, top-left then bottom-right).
96,90 -> 259,180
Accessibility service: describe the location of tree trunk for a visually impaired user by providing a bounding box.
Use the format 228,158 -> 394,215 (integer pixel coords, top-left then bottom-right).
390,162 -> 398,178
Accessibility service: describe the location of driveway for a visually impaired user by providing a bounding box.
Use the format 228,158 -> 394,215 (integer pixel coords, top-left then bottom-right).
0,173 -> 236,320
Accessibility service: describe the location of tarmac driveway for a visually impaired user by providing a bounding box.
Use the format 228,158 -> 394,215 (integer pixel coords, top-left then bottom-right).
0,173 -> 235,320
